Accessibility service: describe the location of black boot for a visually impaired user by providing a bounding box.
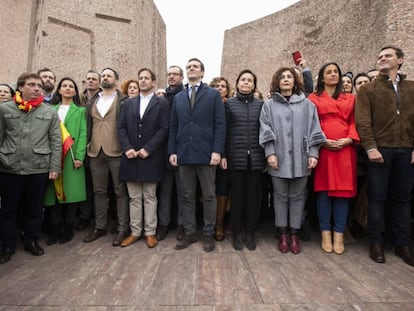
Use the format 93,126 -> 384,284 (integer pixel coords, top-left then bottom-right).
46,224 -> 60,245
245,232 -> 256,251
59,223 -> 74,244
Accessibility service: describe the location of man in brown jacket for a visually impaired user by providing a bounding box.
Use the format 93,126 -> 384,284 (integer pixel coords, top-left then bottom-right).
83,68 -> 129,246
355,45 -> 414,267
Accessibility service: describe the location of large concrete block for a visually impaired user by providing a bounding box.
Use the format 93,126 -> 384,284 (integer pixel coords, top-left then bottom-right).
0,0 -> 166,90
221,0 -> 414,93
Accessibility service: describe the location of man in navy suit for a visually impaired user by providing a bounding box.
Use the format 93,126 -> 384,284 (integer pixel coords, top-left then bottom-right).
118,68 -> 170,249
168,58 -> 225,252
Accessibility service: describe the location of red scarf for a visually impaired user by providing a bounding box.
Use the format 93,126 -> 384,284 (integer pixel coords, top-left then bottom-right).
13,91 -> 44,112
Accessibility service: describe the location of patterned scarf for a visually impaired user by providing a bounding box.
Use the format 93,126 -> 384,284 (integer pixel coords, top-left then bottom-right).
14,91 -> 44,112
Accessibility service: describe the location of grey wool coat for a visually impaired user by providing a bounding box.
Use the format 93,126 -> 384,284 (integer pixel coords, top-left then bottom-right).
259,92 -> 326,178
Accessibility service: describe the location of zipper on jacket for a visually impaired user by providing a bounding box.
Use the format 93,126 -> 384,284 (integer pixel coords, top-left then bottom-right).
396,88 -> 401,115
390,79 -> 401,144
246,99 -> 251,156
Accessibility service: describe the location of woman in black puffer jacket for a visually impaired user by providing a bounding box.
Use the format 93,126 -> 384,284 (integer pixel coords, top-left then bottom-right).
220,69 -> 266,251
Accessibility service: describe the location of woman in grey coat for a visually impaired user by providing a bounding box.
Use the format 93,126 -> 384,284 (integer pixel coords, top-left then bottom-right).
259,67 -> 326,254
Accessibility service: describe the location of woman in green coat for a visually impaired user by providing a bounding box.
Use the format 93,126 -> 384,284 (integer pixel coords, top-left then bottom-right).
44,77 -> 87,244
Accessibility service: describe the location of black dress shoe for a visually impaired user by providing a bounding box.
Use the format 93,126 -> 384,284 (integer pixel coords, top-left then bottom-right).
203,235 -> 215,252
83,228 -> 107,243
370,244 -> 385,263
112,231 -> 129,247
395,246 -> 414,267
156,225 -> 169,241
175,234 -> 197,250
24,242 -> 44,256
76,219 -> 90,231
176,225 -> 185,241
0,248 -> 15,264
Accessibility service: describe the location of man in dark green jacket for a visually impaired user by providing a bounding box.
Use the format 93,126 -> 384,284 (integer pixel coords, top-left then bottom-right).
0,72 -> 61,264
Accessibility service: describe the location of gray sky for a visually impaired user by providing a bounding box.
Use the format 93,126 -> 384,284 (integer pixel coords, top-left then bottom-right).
153,0 -> 300,84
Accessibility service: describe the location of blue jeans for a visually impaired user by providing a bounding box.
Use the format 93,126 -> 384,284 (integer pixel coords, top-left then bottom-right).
367,147 -> 414,246
317,191 -> 348,233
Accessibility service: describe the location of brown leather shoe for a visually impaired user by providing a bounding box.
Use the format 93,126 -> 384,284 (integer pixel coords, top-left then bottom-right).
370,244 -> 385,263
83,228 -> 107,243
146,235 -> 158,248
113,231 -> 129,247
395,246 -> 414,266
121,234 -> 140,247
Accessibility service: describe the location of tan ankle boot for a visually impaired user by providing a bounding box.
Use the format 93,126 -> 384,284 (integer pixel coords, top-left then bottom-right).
333,232 -> 345,254
321,231 -> 333,253
215,196 -> 227,241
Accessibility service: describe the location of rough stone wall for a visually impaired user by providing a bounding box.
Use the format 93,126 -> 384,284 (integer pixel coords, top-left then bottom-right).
0,0 -> 166,89
221,0 -> 414,94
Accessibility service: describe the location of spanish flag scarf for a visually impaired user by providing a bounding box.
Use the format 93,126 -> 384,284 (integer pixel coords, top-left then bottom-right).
13,91 -> 44,112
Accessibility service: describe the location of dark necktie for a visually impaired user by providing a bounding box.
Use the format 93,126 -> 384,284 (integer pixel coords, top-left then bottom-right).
190,86 -> 196,110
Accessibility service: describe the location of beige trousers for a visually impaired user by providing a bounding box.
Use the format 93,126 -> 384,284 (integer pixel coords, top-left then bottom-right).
126,181 -> 158,236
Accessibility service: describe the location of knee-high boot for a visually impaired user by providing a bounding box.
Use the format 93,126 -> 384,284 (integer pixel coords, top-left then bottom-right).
215,196 -> 227,241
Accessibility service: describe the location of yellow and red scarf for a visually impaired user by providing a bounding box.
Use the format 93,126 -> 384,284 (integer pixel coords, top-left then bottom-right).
13,91 -> 44,112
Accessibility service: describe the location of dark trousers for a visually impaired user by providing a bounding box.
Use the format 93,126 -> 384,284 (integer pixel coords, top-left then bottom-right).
50,203 -> 77,225
367,147 -> 414,246
157,168 -> 183,227
89,151 -> 129,232
230,169 -> 262,236
78,164 -> 94,221
0,172 -> 48,250
179,165 -> 216,236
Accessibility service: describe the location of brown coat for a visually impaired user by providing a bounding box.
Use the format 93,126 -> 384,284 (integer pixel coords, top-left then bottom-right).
87,90 -> 127,157
355,74 -> 414,151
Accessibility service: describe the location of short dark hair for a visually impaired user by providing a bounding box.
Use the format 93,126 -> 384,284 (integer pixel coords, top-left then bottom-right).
138,68 -> 156,81
381,45 -> 404,58
380,45 -> 404,69
168,65 -> 184,77
86,70 -> 100,79
0,83 -> 15,98
187,58 -> 205,72
16,72 -> 42,89
235,69 -> 258,94
101,67 -> 119,80
353,72 -> 370,87
37,67 -> 56,80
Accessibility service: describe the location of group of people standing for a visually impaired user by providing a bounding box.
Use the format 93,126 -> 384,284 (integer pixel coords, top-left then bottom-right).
1,45 -> 414,268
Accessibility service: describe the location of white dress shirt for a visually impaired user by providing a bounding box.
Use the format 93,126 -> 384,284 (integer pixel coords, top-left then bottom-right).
96,91 -> 116,117
139,93 -> 154,118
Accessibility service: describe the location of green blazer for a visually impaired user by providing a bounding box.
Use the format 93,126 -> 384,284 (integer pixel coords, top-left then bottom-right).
44,103 -> 87,205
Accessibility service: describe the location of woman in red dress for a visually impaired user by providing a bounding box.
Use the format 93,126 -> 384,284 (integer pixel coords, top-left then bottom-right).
308,62 -> 359,255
